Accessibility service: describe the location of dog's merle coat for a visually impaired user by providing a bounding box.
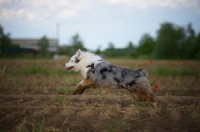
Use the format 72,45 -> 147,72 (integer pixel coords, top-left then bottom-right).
87,61 -> 151,92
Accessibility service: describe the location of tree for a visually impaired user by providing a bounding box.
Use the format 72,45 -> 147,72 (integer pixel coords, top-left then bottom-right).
0,24 -> 12,54
125,42 -> 137,57
182,23 -> 196,59
194,32 -> 200,59
94,45 -> 102,55
153,22 -> 185,59
126,42 -> 134,49
37,36 -> 49,57
104,42 -> 116,57
58,33 -> 87,56
137,33 -> 155,56
70,34 -> 87,51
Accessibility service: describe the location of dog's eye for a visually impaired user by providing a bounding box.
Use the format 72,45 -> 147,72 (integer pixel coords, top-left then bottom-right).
75,58 -> 80,63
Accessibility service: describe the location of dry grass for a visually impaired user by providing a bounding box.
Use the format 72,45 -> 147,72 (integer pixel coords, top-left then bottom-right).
0,59 -> 200,132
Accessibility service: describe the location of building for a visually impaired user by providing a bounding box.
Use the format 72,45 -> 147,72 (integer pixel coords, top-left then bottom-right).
12,38 -> 59,52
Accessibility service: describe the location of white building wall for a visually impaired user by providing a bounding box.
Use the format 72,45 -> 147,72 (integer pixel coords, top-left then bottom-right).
12,38 -> 58,52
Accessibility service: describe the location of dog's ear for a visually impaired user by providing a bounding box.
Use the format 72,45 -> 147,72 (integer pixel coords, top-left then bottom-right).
76,49 -> 82,57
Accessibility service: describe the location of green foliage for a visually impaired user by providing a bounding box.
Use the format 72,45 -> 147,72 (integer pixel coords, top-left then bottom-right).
106,118 -> 125,132
34,120 -> 45,132
59,33 -> 87,56
0,24 -> 12,48
99,22 -> 199,60
37,36 -> 49,57
104,42 -> 117,57
0,24 -> 13,56
54,95 -> 66,104
154,67 -> 199,76
23,66 -> 48,75
138,101 -> 150,108
137,33 -> 156,58
152,22 -> 200,60
57,87 -> 73,94
70,34 -> 87,51
5,63 -> 77,76
125,42 -> 137,57
94,45 -> 102,55
104,42 -> 137,58
101,22 -> 200,60
194,33 -> 200,59
153,23 -> 184,59
71,78 -> 78,85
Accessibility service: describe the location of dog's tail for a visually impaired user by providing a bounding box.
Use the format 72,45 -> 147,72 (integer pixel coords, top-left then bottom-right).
138,69 -> 149,77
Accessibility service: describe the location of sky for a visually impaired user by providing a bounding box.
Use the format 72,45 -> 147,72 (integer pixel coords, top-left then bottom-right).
0,0 -> 200,50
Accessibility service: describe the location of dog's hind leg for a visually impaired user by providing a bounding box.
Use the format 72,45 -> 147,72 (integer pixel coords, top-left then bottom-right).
129,77 -> 157,107
72,76 -> 95,95
129,88 -> 157,107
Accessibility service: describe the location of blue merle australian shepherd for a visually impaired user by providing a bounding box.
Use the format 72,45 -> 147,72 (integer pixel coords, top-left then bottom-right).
64,49 -> 156,107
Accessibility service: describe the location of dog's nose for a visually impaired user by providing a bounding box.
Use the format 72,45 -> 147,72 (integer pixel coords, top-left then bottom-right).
63,64 -> 65,67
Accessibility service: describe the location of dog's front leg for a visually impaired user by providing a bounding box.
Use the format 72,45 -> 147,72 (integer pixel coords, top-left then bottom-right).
72,80 -> 85,95
72,77 -> 94,95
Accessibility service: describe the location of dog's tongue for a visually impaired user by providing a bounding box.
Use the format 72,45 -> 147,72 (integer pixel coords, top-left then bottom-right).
66,66 -> 74,71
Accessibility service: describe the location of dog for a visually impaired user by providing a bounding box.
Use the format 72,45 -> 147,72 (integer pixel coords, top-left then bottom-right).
63,49 -> 156,107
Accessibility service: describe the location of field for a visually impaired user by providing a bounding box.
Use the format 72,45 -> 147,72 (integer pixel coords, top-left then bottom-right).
0,59 -> 200,132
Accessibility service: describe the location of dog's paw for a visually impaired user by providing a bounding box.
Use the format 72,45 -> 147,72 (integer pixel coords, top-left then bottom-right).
78,88 -> 86,94
72,88 -> 85,95
72,90 -> 78,95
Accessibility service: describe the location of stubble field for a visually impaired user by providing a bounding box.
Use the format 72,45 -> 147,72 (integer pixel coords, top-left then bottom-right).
0,59 -> 200,132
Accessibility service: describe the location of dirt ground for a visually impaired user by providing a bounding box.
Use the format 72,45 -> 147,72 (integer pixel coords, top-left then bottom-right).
0,59 -> 200,132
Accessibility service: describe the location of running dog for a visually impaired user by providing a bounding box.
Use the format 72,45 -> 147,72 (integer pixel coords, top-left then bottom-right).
63,49 -> 156,107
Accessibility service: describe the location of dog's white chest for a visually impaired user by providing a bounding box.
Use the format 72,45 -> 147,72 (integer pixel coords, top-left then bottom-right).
80,68 -> 88,78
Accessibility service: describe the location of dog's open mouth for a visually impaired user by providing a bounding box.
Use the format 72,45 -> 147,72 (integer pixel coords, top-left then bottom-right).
66,66 -> 74,71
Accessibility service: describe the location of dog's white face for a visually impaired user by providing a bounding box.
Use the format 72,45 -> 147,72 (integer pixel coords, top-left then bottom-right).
63,49 -> 82,72
63,49 -> 104,78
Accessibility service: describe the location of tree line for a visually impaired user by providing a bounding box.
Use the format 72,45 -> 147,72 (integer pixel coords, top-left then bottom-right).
1,22 -> 200,59
59,22 -> 200,60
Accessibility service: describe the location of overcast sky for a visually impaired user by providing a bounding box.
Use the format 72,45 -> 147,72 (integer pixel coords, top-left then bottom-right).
0,0 -> 200,50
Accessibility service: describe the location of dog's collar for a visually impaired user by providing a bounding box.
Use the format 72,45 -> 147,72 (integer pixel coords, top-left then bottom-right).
86,59 -> 103,68
86,63 -> 94,68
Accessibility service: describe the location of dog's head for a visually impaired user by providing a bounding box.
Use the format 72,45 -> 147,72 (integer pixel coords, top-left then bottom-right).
63,49 -> 104,74
63,49 -> 82,71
